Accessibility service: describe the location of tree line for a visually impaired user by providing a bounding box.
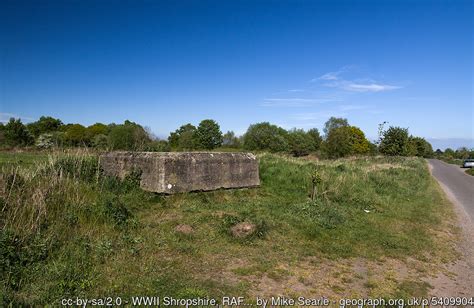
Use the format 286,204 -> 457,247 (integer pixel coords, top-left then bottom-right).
0,115 -> 450,159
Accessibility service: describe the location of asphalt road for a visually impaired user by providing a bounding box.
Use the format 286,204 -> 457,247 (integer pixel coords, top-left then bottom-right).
428,159 -> 474,222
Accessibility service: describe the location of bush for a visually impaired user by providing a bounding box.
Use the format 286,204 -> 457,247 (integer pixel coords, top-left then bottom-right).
64,124 -> 89,146
323,125 -> 369,158
243,122 -> 289,152
286,128 -> 318,157
26,116 -> 63,138
348,126 -> 370,154
168,124 -> 198,150
324,126 -> 352,158
36,133 -> 56,149
3,118 -> 34,147
379,126 -> 409,156
408,136 -> 433,158
86,123 -> 107,140
195,119 -> 223,150
108,120 -> 151,151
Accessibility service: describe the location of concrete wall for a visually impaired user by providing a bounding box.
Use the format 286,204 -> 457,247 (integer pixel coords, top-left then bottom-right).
99,152 -> 260,193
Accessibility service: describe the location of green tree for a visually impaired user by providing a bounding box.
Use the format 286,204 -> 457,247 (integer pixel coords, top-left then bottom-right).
286,129 -> 318,156
168,123 -> 198,150
349,126 -> 370,154
243,122 -> 289,152
64,124 -> 88,146
26,116 -> 63,137
307,128 -> 322,151
196,119 -> 223,150
3,118 -> 34,146
323,117 -> 349,137
324,126 -> 370,158
108,120 -> 151,150
379,126 -> 410,156
408,136 -> 433,158
444,148 -> 455,157
222,131 -> 241,148
324,126 -> 352,158
86,123 -> 108,140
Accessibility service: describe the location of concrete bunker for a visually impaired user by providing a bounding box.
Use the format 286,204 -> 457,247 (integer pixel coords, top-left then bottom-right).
100,152 -> 260,194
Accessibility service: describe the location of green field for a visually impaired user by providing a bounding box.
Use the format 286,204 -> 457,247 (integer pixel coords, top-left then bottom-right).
0,151 -> 48,168
0,151 -> 458,304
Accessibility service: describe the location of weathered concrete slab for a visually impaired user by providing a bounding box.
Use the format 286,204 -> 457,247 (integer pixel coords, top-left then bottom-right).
100,152 -> 260,193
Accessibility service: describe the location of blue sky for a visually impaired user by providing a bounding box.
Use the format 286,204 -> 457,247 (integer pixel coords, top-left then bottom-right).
1,0 -> 472,149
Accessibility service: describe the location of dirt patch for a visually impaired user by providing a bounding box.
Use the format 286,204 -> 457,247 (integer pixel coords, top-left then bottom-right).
216,256 -> 432,299
231,222 -> 256,238
175,224 -> 194,235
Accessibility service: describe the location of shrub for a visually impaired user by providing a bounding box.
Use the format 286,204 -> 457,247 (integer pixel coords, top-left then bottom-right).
286,128 -> 317,157
243,122 -> 289,152
195,119 -> 223,150
408,136 -> 433,158
379,126 -> 409,156
36,133 -> 56,149
324,126 -> 352,158
307,128 -> 322,151
3,118 -> 34,147
26,116 -> 63,138
108,120 -> 151,151
348,126 -> 370,154
86,123 -> 108,140
323,125 -> 369,158
64,124 -> 89,146
168,124 -> 198,150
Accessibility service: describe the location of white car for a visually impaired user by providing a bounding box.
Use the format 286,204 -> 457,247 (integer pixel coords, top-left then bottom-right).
462,159 -> 474,168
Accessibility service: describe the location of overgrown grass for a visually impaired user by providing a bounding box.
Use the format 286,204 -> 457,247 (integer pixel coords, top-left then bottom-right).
0,152 -> 458,304
465,168 -> 474,176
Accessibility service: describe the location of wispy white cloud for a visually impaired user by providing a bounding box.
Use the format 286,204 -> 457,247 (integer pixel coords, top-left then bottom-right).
343,83 -> 401,92
287,89 -> 305,92
311,65 -> 355,82
322,80 -> 401,92
314,66 -> 402,93
316,72 -> 340,81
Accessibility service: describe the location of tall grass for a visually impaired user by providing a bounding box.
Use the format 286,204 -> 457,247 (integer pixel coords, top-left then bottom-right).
0,152 -> 457,304
0,152 -> 149,304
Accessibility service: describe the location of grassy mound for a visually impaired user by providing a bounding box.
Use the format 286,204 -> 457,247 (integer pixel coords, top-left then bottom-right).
0,152 -> 457,304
